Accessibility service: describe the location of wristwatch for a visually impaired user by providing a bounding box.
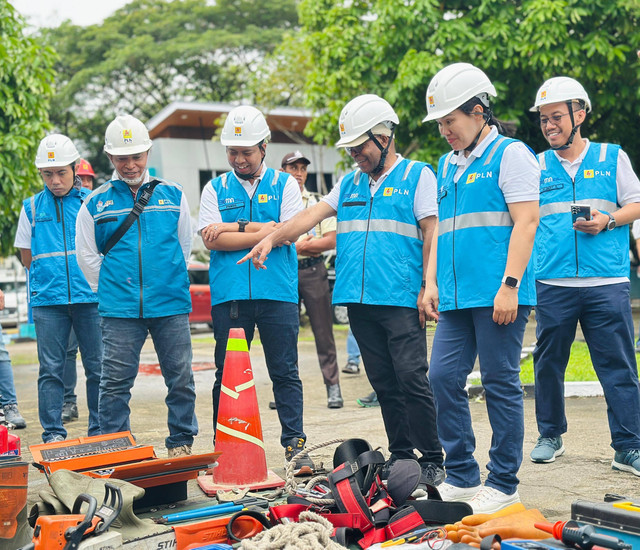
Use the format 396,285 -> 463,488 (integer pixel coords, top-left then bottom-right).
606,213 -> 616,231
238,218 -> 249,232
502,276 -> 520,289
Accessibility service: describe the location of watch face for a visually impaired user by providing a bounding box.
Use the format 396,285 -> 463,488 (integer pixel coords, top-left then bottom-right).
504,276 -> 518,288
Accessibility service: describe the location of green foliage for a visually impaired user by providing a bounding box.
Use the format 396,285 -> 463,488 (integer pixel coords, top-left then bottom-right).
299,0 -> 640,168
519,341 -> 640,384
40,0 -> 299,180
0,1 -> 56,256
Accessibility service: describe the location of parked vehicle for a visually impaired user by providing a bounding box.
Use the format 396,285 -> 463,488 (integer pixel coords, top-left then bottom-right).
188,262 -> 211,326
0,266 -> 28,328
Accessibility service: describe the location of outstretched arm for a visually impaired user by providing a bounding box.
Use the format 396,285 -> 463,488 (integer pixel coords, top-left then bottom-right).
239,201 -> 337,269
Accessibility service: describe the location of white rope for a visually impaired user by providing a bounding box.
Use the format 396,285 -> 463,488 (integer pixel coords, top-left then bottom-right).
284,438 -> 349,505
239,511 -> 348,549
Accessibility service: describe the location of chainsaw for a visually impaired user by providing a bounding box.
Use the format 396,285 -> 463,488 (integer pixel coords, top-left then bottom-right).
18,483 -> 122,550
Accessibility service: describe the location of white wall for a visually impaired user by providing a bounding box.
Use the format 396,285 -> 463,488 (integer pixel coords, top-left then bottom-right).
147,138 -> 343,217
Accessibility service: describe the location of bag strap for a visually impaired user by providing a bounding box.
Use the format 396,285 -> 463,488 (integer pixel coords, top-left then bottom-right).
101,179 -> 160,256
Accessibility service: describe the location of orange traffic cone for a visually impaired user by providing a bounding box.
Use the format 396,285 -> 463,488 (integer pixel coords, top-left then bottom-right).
197,328 -> 284,496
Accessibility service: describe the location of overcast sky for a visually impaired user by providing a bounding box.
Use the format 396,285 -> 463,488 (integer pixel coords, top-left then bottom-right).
11,0 -> 132,28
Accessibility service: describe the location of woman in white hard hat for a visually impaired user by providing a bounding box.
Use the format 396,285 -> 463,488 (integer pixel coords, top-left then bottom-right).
529,77 -> 640,476
422,63 -> 540,513
13,134 -> 103,443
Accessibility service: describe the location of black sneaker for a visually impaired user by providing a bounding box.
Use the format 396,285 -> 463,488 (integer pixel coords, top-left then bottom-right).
284,437 -> 315,476
61,402 -> 79,424
380,457 -> 397,481
327,384 -> 343,409
2,403 -> 26,429
356,391 -> 379,408
419,462 -> 445,487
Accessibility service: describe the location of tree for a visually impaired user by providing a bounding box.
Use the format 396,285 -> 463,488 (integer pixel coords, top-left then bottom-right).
298,0 -> 640,168
0,1 -> 56,256
40,0 -> 299,180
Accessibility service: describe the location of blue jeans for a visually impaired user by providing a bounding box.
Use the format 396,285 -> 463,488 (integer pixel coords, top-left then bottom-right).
430,306 -> 530,495
347,327 -> 360,365
32,303 -> 103,442
64,329 -> 78,404
0,321 -> 18,405
211,300 -> 304,448
533,282 -> 640,450
99,314 -> 198,449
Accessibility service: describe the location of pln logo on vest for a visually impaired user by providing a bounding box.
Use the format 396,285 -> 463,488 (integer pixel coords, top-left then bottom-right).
383,187 -> 409,197
96,200 -> 114,213
158,199 -> 173,205
466,171 -> 493,184
383,187 -> 393,196
122,129 -> 133,144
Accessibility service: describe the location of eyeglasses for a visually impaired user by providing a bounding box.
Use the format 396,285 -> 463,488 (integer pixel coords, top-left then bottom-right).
345,138 -> 371,156
539,111 -> 578,127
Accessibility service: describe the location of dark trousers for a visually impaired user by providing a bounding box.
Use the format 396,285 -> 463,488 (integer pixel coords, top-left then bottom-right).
348,303 -> 443,465
430,306 -> 530,495
533,282 -> 640,450
211,299 -> 304,448
298,263 -> 339,386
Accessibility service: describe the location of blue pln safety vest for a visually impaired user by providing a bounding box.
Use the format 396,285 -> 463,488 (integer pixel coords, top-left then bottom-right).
333,159 -> 430,309
436,136 -> 536,312
84,178 -> 190,318
24,186 -> 97,307
207,169 -> 298,306
535,143 -> 628,279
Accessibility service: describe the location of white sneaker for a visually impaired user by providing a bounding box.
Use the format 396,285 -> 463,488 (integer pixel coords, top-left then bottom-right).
469,486 -> 520,514
428,481 -> 481,502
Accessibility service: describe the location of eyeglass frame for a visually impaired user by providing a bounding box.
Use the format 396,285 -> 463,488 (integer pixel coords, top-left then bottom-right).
539,107 -> 583,127
345,138 -> 372,156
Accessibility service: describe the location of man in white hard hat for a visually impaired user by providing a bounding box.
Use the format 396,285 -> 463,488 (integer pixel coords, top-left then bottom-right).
198,105 -> 313,474
14,134 -> 102,443
281,150 -> 343,410
76,114 -> 198,457
529,77 -> 640,476
239,95 -> 445,487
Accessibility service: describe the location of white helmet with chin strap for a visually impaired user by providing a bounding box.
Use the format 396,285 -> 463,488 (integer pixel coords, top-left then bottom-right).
336,94 -> 399,148
336,94 -> 399,175
35,134 -> 80,168
423,62 -> 497,122
530,76 -> 591,150
220,106 -> 271,147
104,114 -> 152,156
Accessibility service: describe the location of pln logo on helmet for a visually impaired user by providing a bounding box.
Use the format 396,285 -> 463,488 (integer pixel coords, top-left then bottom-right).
47,152 -> 56,161
122,129 -> 133,143
234,126 -> 242,137
428,96 -> 435,109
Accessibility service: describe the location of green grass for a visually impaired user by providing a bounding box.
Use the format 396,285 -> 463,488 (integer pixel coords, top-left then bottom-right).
518,341 -> 640,384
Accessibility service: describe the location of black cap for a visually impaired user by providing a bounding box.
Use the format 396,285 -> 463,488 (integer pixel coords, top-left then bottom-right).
281,150 -> 311,168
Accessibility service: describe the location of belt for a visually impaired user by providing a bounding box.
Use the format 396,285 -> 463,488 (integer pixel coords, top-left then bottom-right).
298,256 -> 324,269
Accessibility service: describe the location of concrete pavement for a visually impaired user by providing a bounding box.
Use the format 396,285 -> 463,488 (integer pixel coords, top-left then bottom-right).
5,316 -> 639,524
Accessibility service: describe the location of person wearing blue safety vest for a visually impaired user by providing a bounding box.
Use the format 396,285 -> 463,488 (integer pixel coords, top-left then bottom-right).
197,105 -> 313,475
239,94 -> 445,489
528,77 -> 640,477
14,134 -> 102,443
422,63 -> 540,514
76,114 -> 198,458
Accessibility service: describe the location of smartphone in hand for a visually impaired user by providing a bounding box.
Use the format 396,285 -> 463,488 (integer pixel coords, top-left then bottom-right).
571,203 -> 592,223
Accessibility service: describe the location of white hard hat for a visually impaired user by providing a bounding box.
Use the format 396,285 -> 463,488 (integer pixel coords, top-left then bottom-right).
220,106 -> 271,146
104,114 -> 152,155
336,94 -> 399,148
530,76 -> 592,112
35,134 -> 80,168
423,63 -> 497,122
